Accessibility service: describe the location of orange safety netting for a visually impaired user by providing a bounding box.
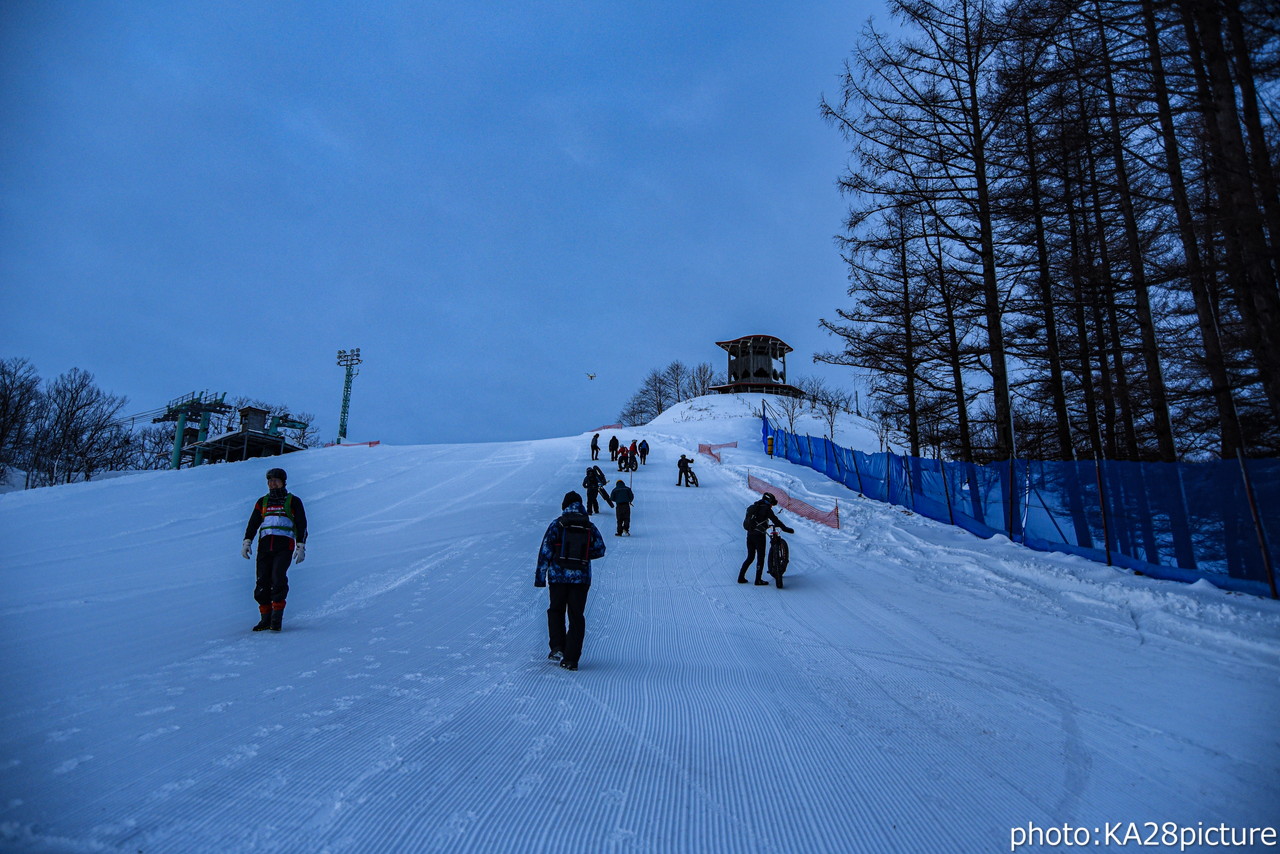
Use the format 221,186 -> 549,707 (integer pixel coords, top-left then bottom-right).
747,473 -> 840,529
698,441 -> 738,463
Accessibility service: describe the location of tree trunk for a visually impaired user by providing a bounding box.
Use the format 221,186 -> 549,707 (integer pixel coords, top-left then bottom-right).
1020,95 -> 1075,461
1224,0 -> 1280,278
1179,0 -> 1280,422
1140,0 -> 1243,456
1095,7 -> 1178,461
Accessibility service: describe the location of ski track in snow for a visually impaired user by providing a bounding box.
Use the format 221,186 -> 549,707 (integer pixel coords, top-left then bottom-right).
1,406 -> 1278,853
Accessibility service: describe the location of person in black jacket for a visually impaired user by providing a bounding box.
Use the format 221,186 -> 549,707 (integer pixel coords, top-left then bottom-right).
593,466 -> 614,509
676,454 -> 694,486
738,493 -> 792,586
610,479 -> 634,536
242,467 -> 308,631
590,434 -> 601,460
608,435 -> 620,461
582,466 -> 608,515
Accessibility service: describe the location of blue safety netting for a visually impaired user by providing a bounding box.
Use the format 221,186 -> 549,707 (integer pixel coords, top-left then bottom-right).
762,415 -> 1278,597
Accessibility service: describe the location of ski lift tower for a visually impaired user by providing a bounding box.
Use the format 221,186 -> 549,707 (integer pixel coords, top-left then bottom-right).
335,348 -> 362,444
153,391 -> 233,469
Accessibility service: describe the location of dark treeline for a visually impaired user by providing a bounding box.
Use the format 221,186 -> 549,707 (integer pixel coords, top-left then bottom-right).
818,0 -> 1279,463
619,361 -> 725,425
0,356 -> 317,488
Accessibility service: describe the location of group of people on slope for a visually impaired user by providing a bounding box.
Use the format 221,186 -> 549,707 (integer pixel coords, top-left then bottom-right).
538,433 -> 656,671
234,442 -> 795,677
591,433 -> 649,469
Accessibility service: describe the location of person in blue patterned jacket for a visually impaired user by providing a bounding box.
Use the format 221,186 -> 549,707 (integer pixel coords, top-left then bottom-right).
535,491 -> 606,671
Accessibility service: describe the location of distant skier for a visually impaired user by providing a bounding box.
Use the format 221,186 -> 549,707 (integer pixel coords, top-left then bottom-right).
738,493 -> 792,586
535,491 -> 607,671
590,433 -> 601,461
608,435 -> 620,461
242,467 -> 308,631
638,439 -> 649,465
610,479 -> 635,536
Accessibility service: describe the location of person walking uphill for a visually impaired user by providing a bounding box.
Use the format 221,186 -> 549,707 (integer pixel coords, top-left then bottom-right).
610,479 -> 634,536
590,433 -> 601,461
608,435 -> 620,461
738,492 -> 792,586
535,492 -> 606,671
582,466 -> 610,515
676,454 -> 694,486
242,467 -> 308,631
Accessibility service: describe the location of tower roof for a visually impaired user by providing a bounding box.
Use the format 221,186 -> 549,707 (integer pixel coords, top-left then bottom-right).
714,335 -> 793,357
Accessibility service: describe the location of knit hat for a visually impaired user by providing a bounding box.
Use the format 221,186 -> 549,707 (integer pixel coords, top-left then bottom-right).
266,467 -> 287,484
562,491 -> 583,510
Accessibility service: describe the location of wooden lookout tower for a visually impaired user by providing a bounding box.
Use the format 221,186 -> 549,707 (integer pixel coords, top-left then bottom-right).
709,334 -> 804,398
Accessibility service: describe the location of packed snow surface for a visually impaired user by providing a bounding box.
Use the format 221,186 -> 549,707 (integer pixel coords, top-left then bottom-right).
2,395 -> 1278,852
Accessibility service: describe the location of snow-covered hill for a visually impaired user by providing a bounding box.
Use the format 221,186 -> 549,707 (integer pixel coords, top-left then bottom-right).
2,395 -> 1278,852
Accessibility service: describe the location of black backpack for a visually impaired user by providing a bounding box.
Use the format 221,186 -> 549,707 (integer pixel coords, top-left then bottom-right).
557,512 -> 593,567
743,502 -> 770,532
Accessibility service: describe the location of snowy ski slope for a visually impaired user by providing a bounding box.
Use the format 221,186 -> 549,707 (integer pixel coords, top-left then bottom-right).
2,395 -> 1278,852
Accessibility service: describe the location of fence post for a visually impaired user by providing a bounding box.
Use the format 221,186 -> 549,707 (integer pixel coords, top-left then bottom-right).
939,458 -> 954,526
1094,456 -> 1112,566
906,454 -> 917,512
1236,450 -> 1278,599
1006,457 -> 1016,539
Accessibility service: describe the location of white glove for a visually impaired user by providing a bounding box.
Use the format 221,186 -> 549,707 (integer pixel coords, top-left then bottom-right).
294,543 -> 306,564
241,539 -> 252,559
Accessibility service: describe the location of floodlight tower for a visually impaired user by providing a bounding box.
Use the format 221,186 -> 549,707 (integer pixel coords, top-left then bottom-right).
335,348 -> 363,444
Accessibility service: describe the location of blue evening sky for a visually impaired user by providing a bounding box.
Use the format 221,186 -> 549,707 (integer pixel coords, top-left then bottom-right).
1,1 -> 880,444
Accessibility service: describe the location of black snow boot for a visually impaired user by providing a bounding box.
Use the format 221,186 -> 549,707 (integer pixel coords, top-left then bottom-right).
269,605 -> 284,632
252,607 -> 271,631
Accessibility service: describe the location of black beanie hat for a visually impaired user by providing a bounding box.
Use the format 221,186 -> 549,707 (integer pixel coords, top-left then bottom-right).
266,467 -> 287,484
562,491 -> 583,509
